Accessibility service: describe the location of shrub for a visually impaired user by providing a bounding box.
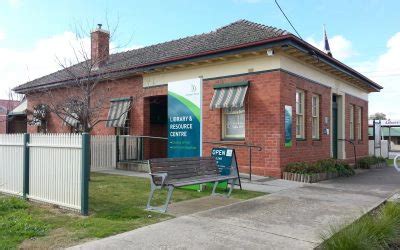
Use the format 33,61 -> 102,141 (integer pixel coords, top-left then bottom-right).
335,161 -> 355,177
357,156 -> 387,169
284,162 -> 309,174
321,202 -> 400,249
284,159 -> 355,177
315,159 -> 338,173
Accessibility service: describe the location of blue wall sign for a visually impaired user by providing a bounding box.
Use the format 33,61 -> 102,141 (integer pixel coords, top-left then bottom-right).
168,78 -> 202,157
284,105 -> 293,147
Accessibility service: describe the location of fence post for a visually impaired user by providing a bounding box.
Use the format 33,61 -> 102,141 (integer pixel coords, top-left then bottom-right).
22,133 -> 30,199
81,133 -> 90,216
116,135 -> 119,165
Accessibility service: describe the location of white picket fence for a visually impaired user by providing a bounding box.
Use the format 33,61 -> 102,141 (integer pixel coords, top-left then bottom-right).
91,135 -> 116,170
28,134 -> 83,210
0,134 -> 24,196
0,133 -> 89,214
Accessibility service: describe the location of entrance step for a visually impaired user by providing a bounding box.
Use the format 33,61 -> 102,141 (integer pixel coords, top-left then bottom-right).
117,162 -> 149,172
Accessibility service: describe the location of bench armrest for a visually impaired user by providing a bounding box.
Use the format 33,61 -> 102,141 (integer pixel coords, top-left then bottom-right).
149,172 -> 168,186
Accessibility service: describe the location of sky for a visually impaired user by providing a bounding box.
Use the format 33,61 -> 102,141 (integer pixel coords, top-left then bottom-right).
0,0 -> 399,118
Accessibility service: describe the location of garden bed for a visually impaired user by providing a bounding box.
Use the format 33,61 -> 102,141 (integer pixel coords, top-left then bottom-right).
283,156 -> 388,183
283,171 -> 342,183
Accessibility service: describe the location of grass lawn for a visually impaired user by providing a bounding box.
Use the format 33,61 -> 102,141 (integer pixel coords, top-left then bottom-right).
320,202 -> 400,250
0,172 -> 263,249
387,158 -> 394,166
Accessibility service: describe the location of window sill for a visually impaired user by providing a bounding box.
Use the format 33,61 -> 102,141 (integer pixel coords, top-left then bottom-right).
296,138 -> 306,141
220,139 -> 246,143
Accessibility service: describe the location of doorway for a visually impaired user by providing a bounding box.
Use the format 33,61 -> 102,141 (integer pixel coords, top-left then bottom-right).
149,96 -> 168,158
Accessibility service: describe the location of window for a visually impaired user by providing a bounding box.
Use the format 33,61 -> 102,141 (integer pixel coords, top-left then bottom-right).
296,90 -> 305,139
349,105 -> 355,140
357,107 -> 362,140
222,107 -> 245,139
312,95 -> 320,139
116,111 -> 131,135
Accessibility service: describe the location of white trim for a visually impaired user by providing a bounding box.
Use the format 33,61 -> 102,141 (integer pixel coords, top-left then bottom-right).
296,89 -> 305,139
312,94 -> 320,139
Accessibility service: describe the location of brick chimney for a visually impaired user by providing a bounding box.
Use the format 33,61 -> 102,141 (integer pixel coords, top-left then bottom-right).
91,24 -> 110,68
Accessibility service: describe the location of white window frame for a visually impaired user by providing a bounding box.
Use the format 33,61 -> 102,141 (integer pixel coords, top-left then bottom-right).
311,94 -> 320,139
222,107 -> 245,140
116,110 -> 131,136
349,105 -> 355,140
296,89 -> 305,139
357,107 -> 362,140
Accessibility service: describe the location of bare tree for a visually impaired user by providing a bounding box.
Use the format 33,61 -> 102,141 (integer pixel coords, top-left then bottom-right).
32,20 -> 140,133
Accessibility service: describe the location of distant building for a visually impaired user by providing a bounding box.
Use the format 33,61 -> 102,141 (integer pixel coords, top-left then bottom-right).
0,99 -> 19,134
369,120 -> 400,151
7,98 -> 27,133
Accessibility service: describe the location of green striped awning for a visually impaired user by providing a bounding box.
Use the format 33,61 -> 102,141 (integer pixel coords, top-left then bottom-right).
106,97 -> 132,127
64,113 -> 79,127
210,82 -> 248,109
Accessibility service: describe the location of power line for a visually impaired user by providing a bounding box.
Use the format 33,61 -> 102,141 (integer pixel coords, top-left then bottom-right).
274,0 -> 303,40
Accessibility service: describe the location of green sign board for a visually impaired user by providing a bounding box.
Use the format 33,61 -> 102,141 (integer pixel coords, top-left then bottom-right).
210,147 -> 240,189
284,105 -> 293,147
168,78 -> 202,158
211,148 -> 235,176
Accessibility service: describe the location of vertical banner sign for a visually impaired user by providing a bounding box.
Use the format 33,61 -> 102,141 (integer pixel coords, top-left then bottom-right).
168,78 -> 202,157
284,105 -> 293,147
374,120 -> 382,148
374,120 -> 382,156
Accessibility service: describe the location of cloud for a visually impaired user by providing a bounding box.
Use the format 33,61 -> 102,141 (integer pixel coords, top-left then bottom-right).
306,35 -> 356,61
0,32 -> 90,98
360,32 -> 400,119
8,0 -> 21,8
303,33 -> 400,120
0,31 -> 142,99
0,30 -> 5,41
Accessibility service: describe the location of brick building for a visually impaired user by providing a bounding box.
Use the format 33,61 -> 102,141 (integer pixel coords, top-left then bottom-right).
13,20 -> 382,177
0,99 -> 19,134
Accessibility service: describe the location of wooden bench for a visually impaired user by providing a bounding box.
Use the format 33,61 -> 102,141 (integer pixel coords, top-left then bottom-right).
146,157 -> 240,213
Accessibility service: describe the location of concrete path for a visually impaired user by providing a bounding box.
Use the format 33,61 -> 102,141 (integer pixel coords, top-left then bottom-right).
74,167 -> 400,249
167,196 -> 241,217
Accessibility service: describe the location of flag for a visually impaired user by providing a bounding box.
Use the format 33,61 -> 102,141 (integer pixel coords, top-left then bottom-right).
324,25 -> 332,57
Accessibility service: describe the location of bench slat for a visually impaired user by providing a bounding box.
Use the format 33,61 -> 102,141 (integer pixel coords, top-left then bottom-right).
149,156 -> 235,187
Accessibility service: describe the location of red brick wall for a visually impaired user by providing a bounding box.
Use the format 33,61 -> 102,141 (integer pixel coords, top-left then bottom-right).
345,94 -> 369,163
203,71 -> 282,177
0,115 -> 6,133
279,71 -> 332,170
